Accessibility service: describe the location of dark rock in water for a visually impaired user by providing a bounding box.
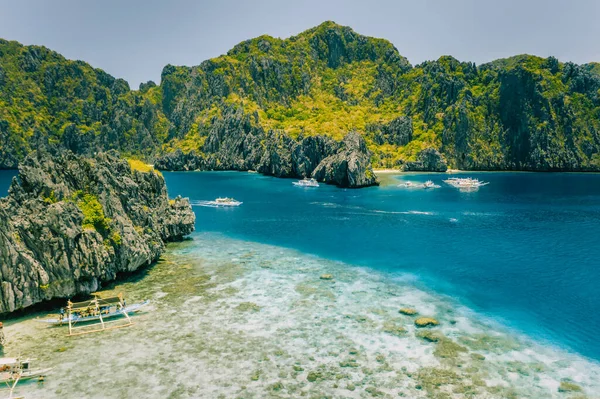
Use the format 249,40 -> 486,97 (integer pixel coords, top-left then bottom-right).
154,108 -> 378,188
292,135 -> 339,177
312,132 -> 379,188
403,148 -> 448,172
0,150 -> 195,314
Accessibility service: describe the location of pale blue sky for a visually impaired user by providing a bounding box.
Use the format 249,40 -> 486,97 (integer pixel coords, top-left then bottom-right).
1,0 -> 598,88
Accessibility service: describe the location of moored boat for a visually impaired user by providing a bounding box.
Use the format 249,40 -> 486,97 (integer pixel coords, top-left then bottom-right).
36,299 -> 149,326
293,178 -> 319,187
423,180 -> 440,189
443,177 -> 489,190
0,357 -> 51,384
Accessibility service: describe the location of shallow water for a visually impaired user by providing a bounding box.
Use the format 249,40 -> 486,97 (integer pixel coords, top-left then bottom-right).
5,234 -> 600,398
1,170 -> 600,398
161,171 -> 600,361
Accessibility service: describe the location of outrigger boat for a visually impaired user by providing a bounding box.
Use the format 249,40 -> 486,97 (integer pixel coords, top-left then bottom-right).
37,294 -> 149,336
293,178 -> 319,187
0,357 -> 51,397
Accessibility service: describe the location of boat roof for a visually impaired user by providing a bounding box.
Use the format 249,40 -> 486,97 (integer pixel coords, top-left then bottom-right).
69,296 -> 122,310
0,358 -> 19,365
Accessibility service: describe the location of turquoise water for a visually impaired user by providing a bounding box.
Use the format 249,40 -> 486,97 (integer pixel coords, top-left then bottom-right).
2,169 -> 600,397
158,171 -> 600,361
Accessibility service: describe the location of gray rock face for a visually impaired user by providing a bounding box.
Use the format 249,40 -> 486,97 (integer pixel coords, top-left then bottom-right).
312,132 -> 378,188
403,148 -> 448,172
154,108 -> 378,188
367,116 -> 413,146
0,150 -> 195,314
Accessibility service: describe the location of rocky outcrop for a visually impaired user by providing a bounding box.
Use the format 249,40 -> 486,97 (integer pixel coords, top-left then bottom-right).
403,148 -> 448,172
0,150 -> 195,314
154,108 -> 378,188
154,149 -> 204,171
312,132 -> 378,187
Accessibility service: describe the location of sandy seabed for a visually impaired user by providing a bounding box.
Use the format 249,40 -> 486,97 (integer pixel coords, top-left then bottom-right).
4,233 -> 599,398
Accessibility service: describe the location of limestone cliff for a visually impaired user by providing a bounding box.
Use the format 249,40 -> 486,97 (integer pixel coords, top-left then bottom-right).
154,108 -> 378,188
0,150 -> 195,313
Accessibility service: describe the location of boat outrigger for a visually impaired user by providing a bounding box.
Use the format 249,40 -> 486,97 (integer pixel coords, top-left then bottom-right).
36,294 -> 149,336
293,178 -> 319,187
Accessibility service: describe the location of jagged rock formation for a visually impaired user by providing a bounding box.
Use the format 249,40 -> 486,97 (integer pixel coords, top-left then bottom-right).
155,108 -> 378,187
403,148 -> 448,172
312,132 -> 378,187
2,22 -> 600,175
0,150 -> 195,313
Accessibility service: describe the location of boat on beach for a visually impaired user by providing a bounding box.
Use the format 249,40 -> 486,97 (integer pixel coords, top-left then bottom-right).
37,294 -> 149,336
293,178 -> 319,187
443,177 -> 489,190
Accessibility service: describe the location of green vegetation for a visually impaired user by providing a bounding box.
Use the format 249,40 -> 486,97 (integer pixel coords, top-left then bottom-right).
72,191 -> 111,235
2,21 -> 600,171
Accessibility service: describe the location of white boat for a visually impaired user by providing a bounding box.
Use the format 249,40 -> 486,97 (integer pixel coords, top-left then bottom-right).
399,181 -> 419,188
400,181 -> 439,189
443,177 -> 489,190
0,357 -> 51,384
206,197 -> 243,207
293,178 -> 319,187
423,180 -> 440,189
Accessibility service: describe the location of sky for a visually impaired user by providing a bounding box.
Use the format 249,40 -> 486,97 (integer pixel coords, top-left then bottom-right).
0,0 -> 598,89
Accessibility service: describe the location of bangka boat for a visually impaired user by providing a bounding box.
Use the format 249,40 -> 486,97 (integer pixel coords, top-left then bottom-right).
0,357 -> 51,385
293,178 -> 319,187
443,177 -> 489,190
206,197 -> 243,207
37,294 -> 148,336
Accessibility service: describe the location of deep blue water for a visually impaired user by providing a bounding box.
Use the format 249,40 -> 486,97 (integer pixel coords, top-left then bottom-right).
2,170 -> 600,361
0,170 -> 16,195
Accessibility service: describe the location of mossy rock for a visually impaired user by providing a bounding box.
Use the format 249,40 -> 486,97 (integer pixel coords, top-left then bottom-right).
365,386 -> 385,397
307,370 -> 322,382
320,274 -> 334,280
339,359 -> 359,368
250,369 -> 261,381
415,317 -> 439,328
416,330 -> 442,342
236,302 -> 261,312
382,322 -> 407,337
433,339 -> 468,359
416,367 -> 461,391
399,308 -> 418,316
269,382 -> 284,391
558,381 -> 582,393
